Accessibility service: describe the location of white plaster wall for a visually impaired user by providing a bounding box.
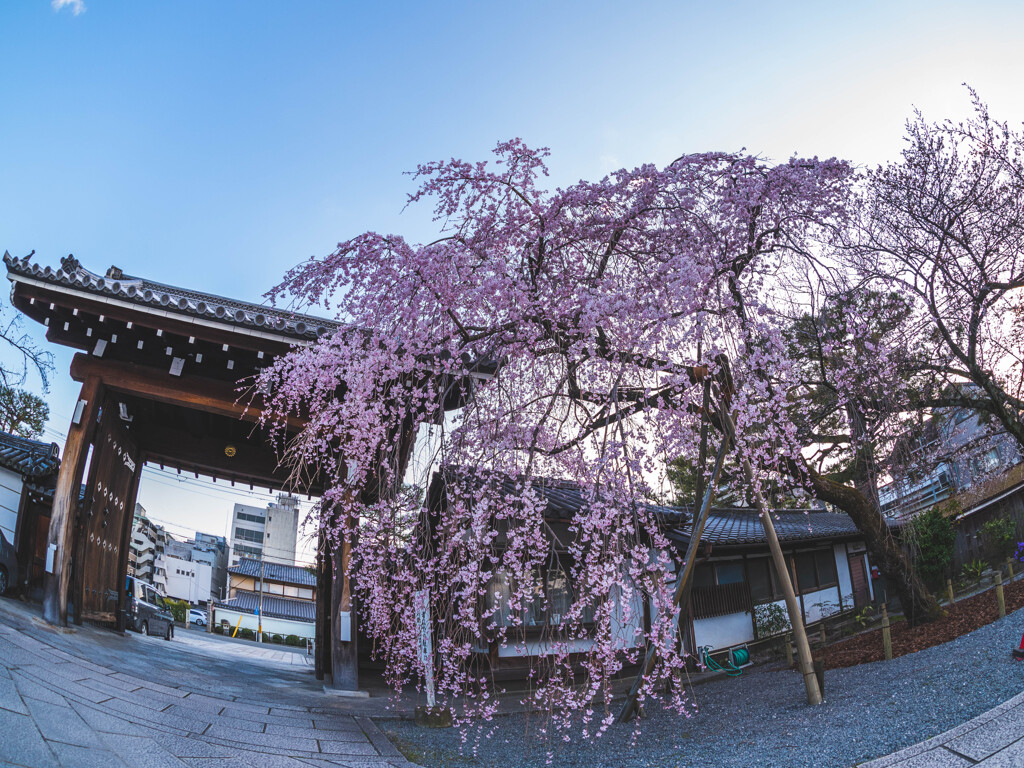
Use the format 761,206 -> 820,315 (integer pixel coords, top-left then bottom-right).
497,638 -> 596,658
693,611 -> 755,651
0,467 -> 24,545
212,607 -> 314,640
802,586 -> 841,623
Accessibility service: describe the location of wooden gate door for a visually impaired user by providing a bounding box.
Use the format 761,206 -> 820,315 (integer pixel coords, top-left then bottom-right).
78,399 -> 140,624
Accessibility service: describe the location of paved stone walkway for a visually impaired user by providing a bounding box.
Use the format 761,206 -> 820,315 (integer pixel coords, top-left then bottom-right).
0,598 -> 415,768
865,688 -> 1024,767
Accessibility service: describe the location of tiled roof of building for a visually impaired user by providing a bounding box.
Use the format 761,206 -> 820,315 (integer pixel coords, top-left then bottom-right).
431,469 -> 866,549
430,470 -> 690,525
213,590 -> 315,623
0,431 -> 60,478
667,508 -> 865,548
4,252 -> 339,343
229,557 -> 317,587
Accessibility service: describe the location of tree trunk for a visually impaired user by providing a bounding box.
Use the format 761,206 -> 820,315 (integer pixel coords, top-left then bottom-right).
792,458 -> 944,625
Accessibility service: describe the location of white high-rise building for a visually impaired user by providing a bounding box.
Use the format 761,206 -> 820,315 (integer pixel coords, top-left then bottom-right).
228,494 -> 300,567
229,502 -> 267,566
263,494 -> 300,566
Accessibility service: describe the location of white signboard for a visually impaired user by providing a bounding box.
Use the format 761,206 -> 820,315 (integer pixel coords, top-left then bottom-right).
413,589 -> 436,707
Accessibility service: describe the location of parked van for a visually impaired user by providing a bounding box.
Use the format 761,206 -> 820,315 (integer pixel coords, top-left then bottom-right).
125,575 -> 174,640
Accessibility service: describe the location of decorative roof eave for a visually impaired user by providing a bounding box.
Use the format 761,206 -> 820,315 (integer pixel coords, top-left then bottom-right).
0,431 -> 60,478
4,252 -> 341,347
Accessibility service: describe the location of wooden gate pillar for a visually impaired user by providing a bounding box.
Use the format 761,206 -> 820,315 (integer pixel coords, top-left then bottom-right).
329,525 -> 359,691
314,524 -> 332,681
42,375 -> 102,626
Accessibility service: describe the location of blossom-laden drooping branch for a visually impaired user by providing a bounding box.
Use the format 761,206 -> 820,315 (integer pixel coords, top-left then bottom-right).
255,140 -> 852,740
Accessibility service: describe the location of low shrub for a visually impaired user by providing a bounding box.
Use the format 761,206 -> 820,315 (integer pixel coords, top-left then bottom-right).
284,634 -> 301,646
239,627 -> 256,640
272,634 -> 283,644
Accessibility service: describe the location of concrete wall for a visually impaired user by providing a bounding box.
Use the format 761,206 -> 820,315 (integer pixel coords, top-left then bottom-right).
212,606 -> 314,640
0,467 -> 23,544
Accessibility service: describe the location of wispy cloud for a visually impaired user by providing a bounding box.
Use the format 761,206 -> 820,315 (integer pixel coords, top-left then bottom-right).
52,0 -> 86,16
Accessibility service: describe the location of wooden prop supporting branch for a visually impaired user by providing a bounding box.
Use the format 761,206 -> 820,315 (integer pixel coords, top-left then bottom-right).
617,435 -> 730,723
725,410 -> 823,706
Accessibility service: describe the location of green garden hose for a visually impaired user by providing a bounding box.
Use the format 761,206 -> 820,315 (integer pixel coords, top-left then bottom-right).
701,646 -> 743,677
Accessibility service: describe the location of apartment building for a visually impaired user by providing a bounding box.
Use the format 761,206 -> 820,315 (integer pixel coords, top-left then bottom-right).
228,494 -> 300,567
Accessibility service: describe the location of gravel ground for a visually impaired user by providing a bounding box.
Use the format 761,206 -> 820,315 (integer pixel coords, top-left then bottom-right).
382,605 -> 1024,767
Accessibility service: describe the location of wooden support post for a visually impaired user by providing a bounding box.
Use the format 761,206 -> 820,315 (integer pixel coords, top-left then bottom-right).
726,408 -> 821,706
996,572 -> 1006,619
785,632 -> 794,668
881,604 -> 892,661
329,510 -> 359,691
947,578 -> 955,605
1007,558 -> 1014,581
42,376 -> 101,626
314,525 -> 331,681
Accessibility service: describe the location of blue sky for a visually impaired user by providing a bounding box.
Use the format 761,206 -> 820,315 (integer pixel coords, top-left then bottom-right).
2,0 -> 1023,555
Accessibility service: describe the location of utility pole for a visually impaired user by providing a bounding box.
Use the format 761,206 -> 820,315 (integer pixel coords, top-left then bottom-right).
258,555 -> 265,643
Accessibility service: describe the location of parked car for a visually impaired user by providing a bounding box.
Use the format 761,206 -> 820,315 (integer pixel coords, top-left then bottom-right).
124,575 -> 174,640
0,529 -> 18,596
188,608 -> 207,626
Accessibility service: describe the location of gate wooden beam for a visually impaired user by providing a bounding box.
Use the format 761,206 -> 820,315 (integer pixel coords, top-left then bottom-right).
42,375 -> 102,626
69,353 -> 305,429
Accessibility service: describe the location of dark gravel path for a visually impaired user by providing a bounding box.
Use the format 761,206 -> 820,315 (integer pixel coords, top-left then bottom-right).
383,604 -> 1024,767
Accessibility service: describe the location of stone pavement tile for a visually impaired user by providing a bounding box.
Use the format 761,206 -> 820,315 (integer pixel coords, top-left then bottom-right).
978,738 -> 1024,766
0,672 -> 28,714
890,747 -> 975,768
354,717 -> 404,760
10,671 -> 67,706
49,742 -> 128,768
179,756 -> 314,768
100,696 -> 208,735
183,692 -> 270,715
108,671 -> 189,698
195,709 -> 267,733
150,732 -> 234,757
31,661 -> 92,684
313,718 -> 368,731
316,741 -> 381,757
22,695 -> 104,749
78,678 -> 181,711
0,708 -> 58,768
51,677 -> 120,704
100,732 -> 191,768
265,723 -> 366,740
258,713 -> 317,729
68,700 -> 149,736
203,724 -> 320,752
944,703 -> 1024,761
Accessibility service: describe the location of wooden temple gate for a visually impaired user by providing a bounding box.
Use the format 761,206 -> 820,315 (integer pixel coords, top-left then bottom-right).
3,252 -> 385,692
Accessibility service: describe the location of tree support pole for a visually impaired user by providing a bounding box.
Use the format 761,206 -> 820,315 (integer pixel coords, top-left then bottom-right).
725,411 -> 822,706
617,435 -> 729,723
